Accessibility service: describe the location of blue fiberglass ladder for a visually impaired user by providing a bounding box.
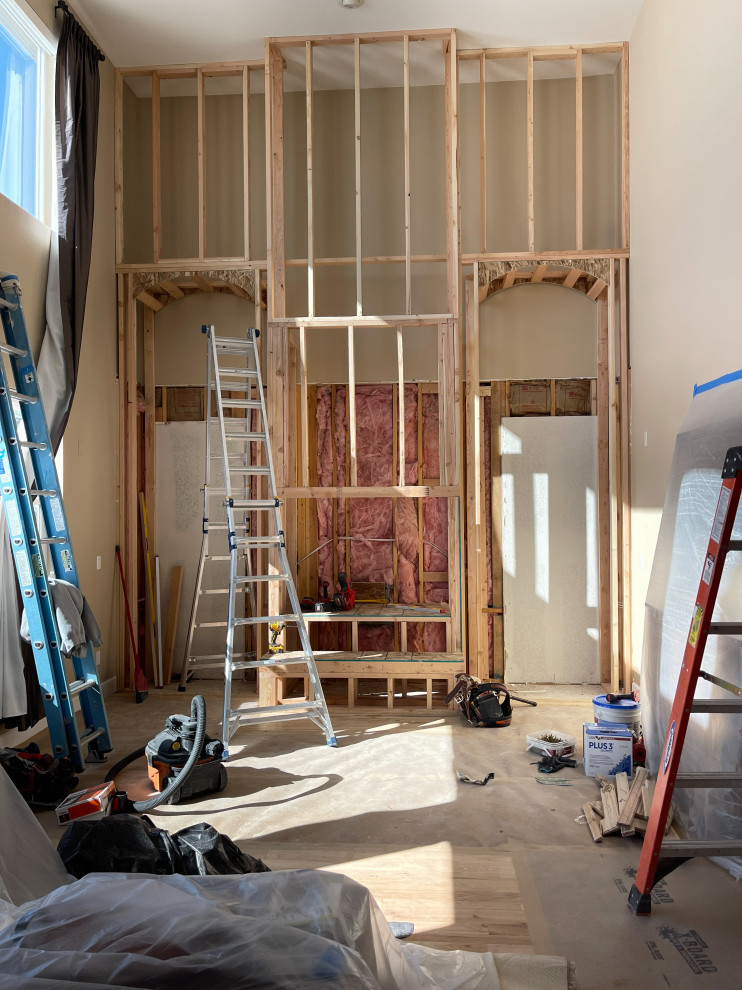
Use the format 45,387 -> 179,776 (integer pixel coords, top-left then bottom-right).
0,273 -> 112,771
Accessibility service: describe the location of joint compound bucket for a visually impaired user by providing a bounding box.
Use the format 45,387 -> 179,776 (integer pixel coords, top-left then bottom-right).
593,694 -> 642,734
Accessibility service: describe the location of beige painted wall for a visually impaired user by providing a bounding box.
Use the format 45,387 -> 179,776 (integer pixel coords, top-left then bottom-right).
0,0 -> 118,688
629,0 -> 742,676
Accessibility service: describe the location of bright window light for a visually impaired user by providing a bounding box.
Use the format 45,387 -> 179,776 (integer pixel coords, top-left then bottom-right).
0,0 -> 55,222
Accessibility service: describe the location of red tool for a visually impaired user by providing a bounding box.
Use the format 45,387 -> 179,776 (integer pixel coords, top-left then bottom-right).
115,545 -> 149,703
605,691 -> 638,704
628,446 -> 742,914
336,572 -> 356,610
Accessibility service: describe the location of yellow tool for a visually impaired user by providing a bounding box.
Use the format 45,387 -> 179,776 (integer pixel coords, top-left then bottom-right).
268,622 -> 285,654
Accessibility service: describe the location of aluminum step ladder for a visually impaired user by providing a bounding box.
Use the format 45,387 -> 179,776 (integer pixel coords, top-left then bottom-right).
179,330 -> 258,689
187,325 -> 336,755
628,445 -> 742,914
0,273 -> 112,771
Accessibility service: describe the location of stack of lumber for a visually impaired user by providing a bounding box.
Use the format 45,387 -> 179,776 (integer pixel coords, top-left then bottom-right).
581,769 -> 679,843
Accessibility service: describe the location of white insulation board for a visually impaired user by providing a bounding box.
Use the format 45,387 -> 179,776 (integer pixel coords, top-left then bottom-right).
502,416 -> 599,684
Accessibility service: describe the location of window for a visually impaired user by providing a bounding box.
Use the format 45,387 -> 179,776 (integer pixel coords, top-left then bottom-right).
0,0 -> 54,222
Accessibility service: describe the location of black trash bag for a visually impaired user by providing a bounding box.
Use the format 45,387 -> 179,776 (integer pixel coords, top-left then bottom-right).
174,821 -> 271,876
58,814 -> 271,879
58,814 -> 179,877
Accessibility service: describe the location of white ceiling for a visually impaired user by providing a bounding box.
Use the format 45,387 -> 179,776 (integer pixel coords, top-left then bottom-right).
75,0 -> 643,69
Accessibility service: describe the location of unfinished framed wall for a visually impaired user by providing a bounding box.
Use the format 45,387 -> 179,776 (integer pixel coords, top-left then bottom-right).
465,259 -> 631,691
261,29 -> 464,710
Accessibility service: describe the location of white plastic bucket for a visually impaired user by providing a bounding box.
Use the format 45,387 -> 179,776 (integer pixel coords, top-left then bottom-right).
592,694 -> 642,731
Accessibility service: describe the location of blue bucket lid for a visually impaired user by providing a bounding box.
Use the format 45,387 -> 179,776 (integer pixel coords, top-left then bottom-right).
593,693 -> 640,711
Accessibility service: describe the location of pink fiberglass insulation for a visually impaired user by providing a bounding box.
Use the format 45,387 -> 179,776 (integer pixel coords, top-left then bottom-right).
350,386 -> 394,584
403,384 -> 419,485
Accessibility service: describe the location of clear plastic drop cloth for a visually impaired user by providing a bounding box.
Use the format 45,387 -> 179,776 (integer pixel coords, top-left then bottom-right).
0,768 -> 574,990
641,372 -> 742,877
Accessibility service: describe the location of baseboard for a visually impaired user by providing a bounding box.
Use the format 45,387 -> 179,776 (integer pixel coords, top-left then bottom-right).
0,675 -> 117,751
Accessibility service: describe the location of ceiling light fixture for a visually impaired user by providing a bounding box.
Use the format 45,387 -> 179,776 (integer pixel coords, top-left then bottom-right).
340,0 -> 364,9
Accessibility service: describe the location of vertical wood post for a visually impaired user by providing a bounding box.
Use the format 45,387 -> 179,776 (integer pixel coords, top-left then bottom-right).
597,293 -> 611,684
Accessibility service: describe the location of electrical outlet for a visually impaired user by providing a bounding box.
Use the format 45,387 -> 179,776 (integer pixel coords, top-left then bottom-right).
96,555 -> 102,570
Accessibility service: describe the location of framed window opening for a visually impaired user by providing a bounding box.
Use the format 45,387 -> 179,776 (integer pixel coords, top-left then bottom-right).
0,0 -> 55,224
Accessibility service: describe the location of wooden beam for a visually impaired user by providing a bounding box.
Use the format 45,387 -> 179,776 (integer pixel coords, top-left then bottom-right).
125,275 -> 138,692
503,270 -> 516,289
306,42 -> 315,316
597,295 -> 611,684
404,35 -> 412,315
162,565 -> 184,685
480,52 -> 487,254
460,248 -> 629,263
490,381 -> 504,677
465,272 -> 483,677
608,263 -> 620,691
348,325 -> 357,486
197,68 -> 205,261
397,324 -> 405,486
120,59 -> 264,75
271,314 -> 453,328
116,273 -> 127,687
575,49 -> 583,251
278,485 -> 458,498
137,289 -> 164,312
527,51 -> 535,253
563,268 -> 580,289
619,257 -> 632,689
193,275 -> 215,293
269,46 -> 286,319
299,326 -> 309,487
160,279 -> 185,299
445,29 -> 459,316
354,37 -> 363,317
243,65 -> 251,261
622,42 -> 630,251
531,263 -> 549,283
587,278 -> 608,301
270,28 -> 454,47
114,70 -> 124,266
143,307 -> 156,568
225,281 -> 249,299
152,72 -> 161,262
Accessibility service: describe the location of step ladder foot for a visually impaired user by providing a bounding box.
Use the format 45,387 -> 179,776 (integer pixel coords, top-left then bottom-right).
627,884 -> 652,916
178,685 -> 187,692
85,742 -> 108,764
327,736 -> 338,747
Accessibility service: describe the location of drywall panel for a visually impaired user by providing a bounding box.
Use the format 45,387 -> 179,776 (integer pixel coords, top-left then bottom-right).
155,421 -> 226,676
502,416 -> 599,683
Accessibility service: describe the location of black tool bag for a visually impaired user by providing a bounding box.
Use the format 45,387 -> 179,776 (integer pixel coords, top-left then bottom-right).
446,675 -> 513,727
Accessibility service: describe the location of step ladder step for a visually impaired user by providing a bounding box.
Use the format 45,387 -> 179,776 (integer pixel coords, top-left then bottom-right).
660,839 -> 742,858
7,389 -> 37,405
67,676 -> 98,698
708,622 -> 742,635
188,652 -> 254,663
227,499 -> 281,510
214,335 -> 254,348
234,534 -> 284,547
236,653 -> 314,669
234,613 -> 300,626
219,399 -> 263,409
218,367 -> 259,378
235,574 -> 289,584
226,701 -> 328,725
691,699 -> 742,713
675,772 -> 742,787
223,432 -> 266,441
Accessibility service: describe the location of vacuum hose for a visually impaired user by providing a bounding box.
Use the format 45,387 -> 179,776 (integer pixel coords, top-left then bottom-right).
104,695 -> 208,813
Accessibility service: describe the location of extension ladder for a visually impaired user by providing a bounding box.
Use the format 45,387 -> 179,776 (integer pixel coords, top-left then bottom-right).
185,325 -> 336,756
628,446 -> 742,914
0,273 -> 112,771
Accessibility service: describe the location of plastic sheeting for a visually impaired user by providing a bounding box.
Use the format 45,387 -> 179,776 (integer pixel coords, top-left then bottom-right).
641,372 -> 742,877
0,765 -> 575,990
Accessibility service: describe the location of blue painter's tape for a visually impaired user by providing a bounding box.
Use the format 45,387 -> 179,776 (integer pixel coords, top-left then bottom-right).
693,369 -> 742,397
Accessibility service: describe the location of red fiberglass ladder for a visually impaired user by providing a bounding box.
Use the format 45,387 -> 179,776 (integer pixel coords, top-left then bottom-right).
628,446 -> 742,914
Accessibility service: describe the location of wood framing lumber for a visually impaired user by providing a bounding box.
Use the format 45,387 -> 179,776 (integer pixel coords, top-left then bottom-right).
479,52 -> 486,253
152,72 -> 161,262
403,35 -> 411,314
622,42 -> 630,250
271,28 -> 453,47
306,42 -> 314,315
197,68 -> 205,260
242,65 -> 251,261
575,49 -> 583,251
354,37 -> 363,316
397,325 -> 405,486
193,274 -> 215,293
137,290 -> 164,312
160,279 -> 185,299
596,775 -> 621,835
583,802 -> 603,843
114,70 -> 124,265
597,296 -> 611,682
618,766 -> 650,827
348,325 -> 357,485
527,51 -> 534,252
162,565 -> 184,684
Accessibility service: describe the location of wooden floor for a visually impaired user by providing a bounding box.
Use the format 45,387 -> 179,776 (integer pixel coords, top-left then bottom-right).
247,840 -> 531,954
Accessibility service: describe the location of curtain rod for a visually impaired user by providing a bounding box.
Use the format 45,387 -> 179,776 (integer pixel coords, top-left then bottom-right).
55,1 -> 105,61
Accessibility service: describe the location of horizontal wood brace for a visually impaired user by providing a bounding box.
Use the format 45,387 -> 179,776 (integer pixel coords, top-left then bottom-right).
278,486 -> 460,498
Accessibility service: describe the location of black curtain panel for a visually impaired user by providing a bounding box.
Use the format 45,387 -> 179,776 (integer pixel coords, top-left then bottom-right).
38,7 -> 102,452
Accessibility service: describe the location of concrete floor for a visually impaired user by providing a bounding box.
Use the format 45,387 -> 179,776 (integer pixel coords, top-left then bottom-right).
34,680 -> 742,989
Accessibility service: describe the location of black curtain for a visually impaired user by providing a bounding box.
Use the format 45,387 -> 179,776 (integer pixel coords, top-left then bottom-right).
38,7 -> 102,452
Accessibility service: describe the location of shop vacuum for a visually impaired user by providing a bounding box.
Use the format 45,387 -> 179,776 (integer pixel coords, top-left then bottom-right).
55,696 -> 227,823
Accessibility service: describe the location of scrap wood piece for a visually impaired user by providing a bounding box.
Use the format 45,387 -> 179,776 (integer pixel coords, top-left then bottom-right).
639,777 -> 677,832
588,799 -> 604,818
631,816 -> 647,834
596,775 -> 621,835
615,771 -> 630,813
617,766 -> 650,827
582,802 -> 603,843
